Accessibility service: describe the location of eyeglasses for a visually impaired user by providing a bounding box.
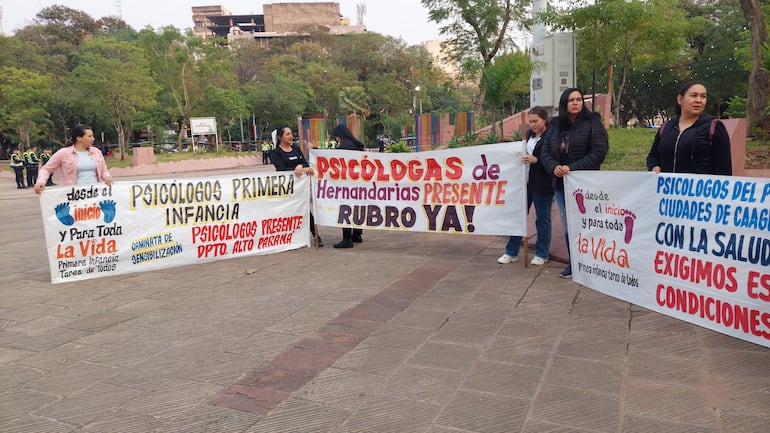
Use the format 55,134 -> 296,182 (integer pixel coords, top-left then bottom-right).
560,136 -> 569,153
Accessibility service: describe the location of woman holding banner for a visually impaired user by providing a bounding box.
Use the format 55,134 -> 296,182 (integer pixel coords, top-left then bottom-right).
270,126 -> 323,247
498,106 -> 554,266
331,124 -> 365,249
34,124 -> 113,194
646,81 -> 731,175
541,88 -> 609,278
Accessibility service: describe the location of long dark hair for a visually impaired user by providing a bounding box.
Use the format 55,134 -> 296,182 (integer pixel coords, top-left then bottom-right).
556,88 -> 590,129
69,124 -> 92,146
332,124 -> 364,150
675,81 -> 707,116
273,126 -> 291,147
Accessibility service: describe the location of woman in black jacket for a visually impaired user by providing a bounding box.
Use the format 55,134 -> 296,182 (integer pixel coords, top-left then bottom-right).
330,124 -> 365,248
540,88 -> 609,278
646,81 -> 731,175
498,106 -> 554,266
270,125 -> 323,247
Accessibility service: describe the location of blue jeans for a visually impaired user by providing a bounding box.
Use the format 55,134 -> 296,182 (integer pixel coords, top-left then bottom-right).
504,191 -> 553,258
554,187 -> 569,260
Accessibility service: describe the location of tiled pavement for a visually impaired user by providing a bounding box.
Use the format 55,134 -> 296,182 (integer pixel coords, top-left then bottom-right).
1,165 -> 769,433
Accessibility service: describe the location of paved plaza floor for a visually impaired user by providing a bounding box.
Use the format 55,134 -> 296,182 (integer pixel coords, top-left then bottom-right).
1,165 -> 768,433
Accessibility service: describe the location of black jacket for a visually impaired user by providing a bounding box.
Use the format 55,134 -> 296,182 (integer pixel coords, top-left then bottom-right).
270,144 -> 309,171
337,137 -> 364,152
527,128 -> 554,194
646,114 -> 731,175
541,111 -> 608,190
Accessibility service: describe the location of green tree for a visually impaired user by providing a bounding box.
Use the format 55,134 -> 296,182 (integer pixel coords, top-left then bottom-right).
206,86 -> 248,142
739,0 -> 770,134
482,51 -> 532,135
0,67 -> 53,148
15,5 -> 100,76
245,75 -> 313,137
69,37 -> 157,158
422,0 -> 524,116
544,0 -> 689,126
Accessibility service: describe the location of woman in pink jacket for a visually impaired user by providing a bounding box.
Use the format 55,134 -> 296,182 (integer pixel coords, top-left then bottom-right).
34,124 -> 113,194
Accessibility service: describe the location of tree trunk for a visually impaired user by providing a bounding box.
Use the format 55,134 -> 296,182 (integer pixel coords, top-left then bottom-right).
473,82 -> 487,120
739,0 -> 770,136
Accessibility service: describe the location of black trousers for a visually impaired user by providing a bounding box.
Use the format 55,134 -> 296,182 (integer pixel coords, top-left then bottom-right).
13,166 -> 24,187
342,227 -> 362,240
25,166 -> 37,187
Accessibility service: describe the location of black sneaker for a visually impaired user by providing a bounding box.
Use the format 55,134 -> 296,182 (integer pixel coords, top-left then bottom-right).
559,264 -> 572,279
333,239 -> 354,248
316,237 -> 324,248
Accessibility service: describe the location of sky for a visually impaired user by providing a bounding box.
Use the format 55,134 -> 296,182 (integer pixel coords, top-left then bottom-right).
0,0 -> 445,46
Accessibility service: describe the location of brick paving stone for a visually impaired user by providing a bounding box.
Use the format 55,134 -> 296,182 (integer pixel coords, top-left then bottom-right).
435,389 -> 530,433
623,379 -> 717,427
0,415 -> 77,433
543,356 -> 623,395
530,385 -> 620,432
462,359 -> 544,399
407,341 -> 482,371
378,364 -> 464,405
299,367 -> 384,409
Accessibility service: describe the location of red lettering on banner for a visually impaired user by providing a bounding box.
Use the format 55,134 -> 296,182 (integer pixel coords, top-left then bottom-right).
655,283 -> 770,340
747,271 -> 770,303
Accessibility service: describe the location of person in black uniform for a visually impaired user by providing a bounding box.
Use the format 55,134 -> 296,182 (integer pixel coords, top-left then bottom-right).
23,145 -> 40,187
270,125 -> 323,247
330,124 -> 365,248
39,148 -> 55,185
10,148 -> 25,188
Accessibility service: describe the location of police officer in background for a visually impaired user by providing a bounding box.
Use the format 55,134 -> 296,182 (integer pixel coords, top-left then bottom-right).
261,141 -> 271,165
10,148 -> 25,188
39,148 -> 55,185
22,145 -> 40,187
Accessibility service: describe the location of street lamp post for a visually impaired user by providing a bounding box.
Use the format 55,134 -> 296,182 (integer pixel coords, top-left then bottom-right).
413,85 -> 421,115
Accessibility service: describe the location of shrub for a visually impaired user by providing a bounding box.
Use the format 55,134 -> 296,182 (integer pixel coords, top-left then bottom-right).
386,142 -> 411,153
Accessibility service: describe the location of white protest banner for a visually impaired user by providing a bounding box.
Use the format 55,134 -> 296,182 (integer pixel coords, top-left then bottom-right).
39,173 -> 310,284
309,142 -> 528,236
565,171 -> 770,347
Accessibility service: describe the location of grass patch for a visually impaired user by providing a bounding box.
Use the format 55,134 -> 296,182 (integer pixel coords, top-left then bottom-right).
603,127 -> 657,171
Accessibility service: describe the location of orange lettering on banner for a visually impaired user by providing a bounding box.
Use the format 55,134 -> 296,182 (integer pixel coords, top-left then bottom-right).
576,232 -> 629,268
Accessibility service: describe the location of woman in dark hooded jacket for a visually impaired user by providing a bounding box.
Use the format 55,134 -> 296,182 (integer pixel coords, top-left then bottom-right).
331,124 -> 365,248
646,81 -> 731,175
540,87 -> 609,278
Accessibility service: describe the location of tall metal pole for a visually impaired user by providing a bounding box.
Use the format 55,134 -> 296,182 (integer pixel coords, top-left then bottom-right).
239,113 -> 244,145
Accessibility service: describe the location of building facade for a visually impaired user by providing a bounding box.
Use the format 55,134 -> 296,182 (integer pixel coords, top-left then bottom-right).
192,2 -> 365,44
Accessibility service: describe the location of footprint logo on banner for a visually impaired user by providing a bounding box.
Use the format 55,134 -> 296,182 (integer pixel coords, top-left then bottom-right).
99,200 -> 117,223
54,202 -> 75,226
624,212 -> 636,244
573,189 -> 587,214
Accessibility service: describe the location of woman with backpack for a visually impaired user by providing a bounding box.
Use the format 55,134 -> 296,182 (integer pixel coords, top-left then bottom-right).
646,81 -> 732,175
